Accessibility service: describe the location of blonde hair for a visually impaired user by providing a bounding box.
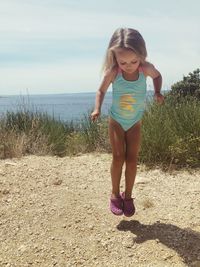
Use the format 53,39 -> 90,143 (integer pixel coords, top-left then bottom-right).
102,28 -> 147,73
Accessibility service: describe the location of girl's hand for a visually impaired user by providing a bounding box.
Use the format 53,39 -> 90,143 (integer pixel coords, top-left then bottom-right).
154,92 -> 164,104
91,110 -> 100,122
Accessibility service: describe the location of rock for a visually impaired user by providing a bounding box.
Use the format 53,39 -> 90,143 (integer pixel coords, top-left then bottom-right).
53,179 -> 62,185
2,189 -> 10,195
5,162 -> 17,167
88,225 -> 94,230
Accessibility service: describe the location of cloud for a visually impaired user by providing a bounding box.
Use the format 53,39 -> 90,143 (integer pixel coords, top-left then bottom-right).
0,0 -> 200,94
0,59 -> 103,95
1,1 -> 198,40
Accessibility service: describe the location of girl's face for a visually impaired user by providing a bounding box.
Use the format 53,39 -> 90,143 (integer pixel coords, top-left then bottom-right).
114,48 -> 140,74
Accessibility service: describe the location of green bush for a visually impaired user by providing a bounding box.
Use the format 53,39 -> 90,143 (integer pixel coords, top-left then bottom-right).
0,108 -> 110,158
80,111 -> 110,152
1,110 -> 75,157
140,97 -> 200,167
1,88 -> 200,169
168,68 -> 200,100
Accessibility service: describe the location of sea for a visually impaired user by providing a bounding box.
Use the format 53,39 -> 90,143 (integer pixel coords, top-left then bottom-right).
0,91 -> 159,123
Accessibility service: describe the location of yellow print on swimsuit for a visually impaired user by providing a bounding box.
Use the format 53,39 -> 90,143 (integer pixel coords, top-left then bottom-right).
119,94 -> 136,117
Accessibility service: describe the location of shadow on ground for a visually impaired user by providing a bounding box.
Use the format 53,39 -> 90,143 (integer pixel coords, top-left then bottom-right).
117,220 -> 200,267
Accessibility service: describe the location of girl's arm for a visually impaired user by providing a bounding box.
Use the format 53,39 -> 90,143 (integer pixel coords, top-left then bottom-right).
142,62 -> 164,104
91,68 -> 117,121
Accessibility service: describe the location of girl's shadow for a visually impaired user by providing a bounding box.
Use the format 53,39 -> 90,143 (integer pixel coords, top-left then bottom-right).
117,220 -> 200,266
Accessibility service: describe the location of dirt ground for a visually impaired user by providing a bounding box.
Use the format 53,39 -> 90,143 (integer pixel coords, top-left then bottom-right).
0,153 -> 200,267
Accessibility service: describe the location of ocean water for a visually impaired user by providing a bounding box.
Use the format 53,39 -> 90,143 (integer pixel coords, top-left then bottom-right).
0,91 -> 156,123
0,92 -> 112,123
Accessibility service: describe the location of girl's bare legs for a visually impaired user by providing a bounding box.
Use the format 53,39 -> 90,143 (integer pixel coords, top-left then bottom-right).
124,121 -> 141,199
109,117 -> 125,199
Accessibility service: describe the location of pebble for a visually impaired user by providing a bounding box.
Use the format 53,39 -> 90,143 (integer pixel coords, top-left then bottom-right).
18,244 -> 27,252
0,169 -> 5,176
2,189 -> 10,195
5,162 -> 17,167
88,225 -> 94,230
5,198 -> 12,203
53,179 -> 62,186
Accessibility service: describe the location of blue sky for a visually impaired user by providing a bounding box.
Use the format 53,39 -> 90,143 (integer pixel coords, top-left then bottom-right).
0,0 -> 199,95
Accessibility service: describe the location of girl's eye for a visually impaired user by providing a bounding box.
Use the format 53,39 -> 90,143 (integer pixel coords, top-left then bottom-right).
120,61 -> 138,65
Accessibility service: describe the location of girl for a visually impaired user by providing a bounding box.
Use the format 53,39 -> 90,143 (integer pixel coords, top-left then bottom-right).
91,28 -> 164,217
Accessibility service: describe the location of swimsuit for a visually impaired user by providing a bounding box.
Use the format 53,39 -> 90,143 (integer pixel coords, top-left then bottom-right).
109,67 -> 147,131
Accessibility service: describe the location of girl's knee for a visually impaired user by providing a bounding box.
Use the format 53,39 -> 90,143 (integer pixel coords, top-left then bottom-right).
112,153 -> 125,165
125,154 -> 138,165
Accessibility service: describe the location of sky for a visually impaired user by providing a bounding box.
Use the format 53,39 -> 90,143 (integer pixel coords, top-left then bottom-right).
0,0 -> 199,95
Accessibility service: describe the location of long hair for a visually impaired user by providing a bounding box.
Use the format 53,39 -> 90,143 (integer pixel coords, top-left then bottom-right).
102,28 -> 147,73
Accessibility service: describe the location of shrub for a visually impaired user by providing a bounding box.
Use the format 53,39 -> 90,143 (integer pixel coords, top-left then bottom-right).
168,68 -> 200,100
140,97 -> 200,168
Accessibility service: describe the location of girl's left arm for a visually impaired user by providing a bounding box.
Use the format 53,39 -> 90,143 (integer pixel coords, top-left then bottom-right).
143,62 -> 164,104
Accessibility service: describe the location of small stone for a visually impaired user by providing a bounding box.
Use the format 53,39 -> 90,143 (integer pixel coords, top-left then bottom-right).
18,244 -> 27,253
88,225 -> 94,230
5,162 -> 17,167
2,189 -> 10,195
0,169 -> 5,176
53,179 -> 62,186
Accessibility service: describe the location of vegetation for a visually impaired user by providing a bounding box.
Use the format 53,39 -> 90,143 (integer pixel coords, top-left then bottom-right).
0,68 -> 200,168
168,68 -> 200,100
140,96 -> 200,168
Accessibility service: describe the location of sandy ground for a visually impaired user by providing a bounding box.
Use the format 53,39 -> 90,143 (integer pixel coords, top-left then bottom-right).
0,153 -> 200,267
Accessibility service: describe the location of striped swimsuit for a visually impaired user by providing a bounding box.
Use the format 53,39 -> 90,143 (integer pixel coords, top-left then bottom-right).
109,67 -> 147,131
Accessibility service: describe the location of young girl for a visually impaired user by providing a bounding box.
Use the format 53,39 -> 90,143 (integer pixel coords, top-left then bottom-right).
91,28 -> 164,217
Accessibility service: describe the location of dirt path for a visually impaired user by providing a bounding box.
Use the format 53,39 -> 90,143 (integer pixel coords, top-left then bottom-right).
0,153 -> 200,267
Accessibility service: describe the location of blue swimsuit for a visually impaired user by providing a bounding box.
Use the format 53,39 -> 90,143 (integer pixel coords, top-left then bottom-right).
109,68 -> 147,131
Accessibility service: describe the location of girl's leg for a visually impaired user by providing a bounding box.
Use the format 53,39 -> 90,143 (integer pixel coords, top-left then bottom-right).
124,121 -> 141,199
108,117 -> 125,198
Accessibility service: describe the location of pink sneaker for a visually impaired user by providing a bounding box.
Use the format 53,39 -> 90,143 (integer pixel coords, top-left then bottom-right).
121,192 -> 135,217
110,196 -> 123,216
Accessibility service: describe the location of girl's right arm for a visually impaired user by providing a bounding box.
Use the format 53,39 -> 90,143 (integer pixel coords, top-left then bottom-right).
91,68 -> 117,122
